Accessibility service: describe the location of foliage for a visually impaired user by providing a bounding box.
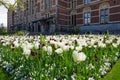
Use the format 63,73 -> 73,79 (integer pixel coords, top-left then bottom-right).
0,0 -> 26,10
75,27 -> 80,34
14,30 -> 26,36
69,24 -> 74,28
68,27 -> 80,34
0,34 -> 120,80
0,27 -> 7,33
0,68 -> 11,80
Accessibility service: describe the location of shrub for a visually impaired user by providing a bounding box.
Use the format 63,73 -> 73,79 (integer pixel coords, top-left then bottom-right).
15,30 -> 26,36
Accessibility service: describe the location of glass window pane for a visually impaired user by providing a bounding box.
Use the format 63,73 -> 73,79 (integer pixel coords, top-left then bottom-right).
84,18 -> 88,24
105,16 -> 108,22
87,12 -> 91,17
88,0 -> 90,4
84,0 -> 90,4
100,16 -> 104,23
100,8 -> 109,23
84,13 -> 87,17
84,11 -> 91,24
84,0 -> 87,4
105,9 -> 108,15
88,18 -> 91,23
100,9 -> 104,16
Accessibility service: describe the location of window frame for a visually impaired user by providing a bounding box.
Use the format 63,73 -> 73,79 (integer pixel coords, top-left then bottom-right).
45,0 -> 52,10
71,0 -> 77,9
84,11 -> 91,25
100,8 -> 109,24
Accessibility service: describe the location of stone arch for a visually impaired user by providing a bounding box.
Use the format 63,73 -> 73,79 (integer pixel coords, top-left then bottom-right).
99,2 -> 110,9
83,7 -> 91,12
70,10 -> 77,15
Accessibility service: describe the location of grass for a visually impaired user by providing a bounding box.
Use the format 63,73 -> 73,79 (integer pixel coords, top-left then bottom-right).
0,68 -> 11,80
101,58 -> 120,80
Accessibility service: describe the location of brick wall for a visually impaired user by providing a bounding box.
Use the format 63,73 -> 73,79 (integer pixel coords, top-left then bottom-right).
57,0 -> 70,26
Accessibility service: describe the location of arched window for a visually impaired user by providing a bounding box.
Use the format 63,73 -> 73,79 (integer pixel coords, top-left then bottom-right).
83,7 -> 91,25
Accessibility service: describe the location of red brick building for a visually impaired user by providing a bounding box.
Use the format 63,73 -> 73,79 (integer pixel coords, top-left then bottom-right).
8,0 -> 120,33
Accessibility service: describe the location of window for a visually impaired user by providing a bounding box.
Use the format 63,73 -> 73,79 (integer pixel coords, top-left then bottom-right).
100,8 -> 108,23
45,0 -> 52,10
84,0 -> 90,5
84,12 -> 91,25
71,0 -> 77,8
46,13 -> 50,18
37,2 -> 40,12
71,15 -> 76,26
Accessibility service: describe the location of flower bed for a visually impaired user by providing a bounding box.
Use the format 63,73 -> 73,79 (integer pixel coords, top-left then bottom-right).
0,34 -> 120,80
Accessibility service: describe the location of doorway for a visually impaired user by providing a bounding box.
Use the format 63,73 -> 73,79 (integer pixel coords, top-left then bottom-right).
38,23 -> 41,32
46,22 -> 50,32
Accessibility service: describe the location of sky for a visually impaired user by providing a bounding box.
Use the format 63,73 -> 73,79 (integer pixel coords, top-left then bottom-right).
0,6 -> 7,27
0,0 -> 14,27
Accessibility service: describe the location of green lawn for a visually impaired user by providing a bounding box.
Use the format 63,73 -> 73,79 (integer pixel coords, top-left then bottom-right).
101,58 -> 120,80
0,68 -> 11,80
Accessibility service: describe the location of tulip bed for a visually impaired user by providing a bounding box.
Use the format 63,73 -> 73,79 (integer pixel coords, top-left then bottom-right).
0,34 -> 120,80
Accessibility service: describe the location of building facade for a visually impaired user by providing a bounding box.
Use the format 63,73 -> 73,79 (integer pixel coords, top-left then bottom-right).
8,0 -> 120,33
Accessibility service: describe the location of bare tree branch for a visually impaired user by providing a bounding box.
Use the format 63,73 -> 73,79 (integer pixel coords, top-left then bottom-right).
0,0 -> 26,10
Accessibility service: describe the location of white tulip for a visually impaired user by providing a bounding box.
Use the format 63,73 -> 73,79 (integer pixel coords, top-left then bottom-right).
47,46 -> 52,55
13,41 -> 19,48
72,51 -> 86,63
43,46 -> 47,51
23,48 -> 31,55
69,46 -> 74,50
55,48 -> 63,54
75,46 -> 82,52
112,43 -> 118,48
62,46 -> 69,51
34,42 -> 40,49
2,43 -> 6,46
98,42 -> 106,48
88,77 -> 94,80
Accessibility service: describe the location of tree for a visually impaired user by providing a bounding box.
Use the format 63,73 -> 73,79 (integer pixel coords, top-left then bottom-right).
0,0 -> 26,10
